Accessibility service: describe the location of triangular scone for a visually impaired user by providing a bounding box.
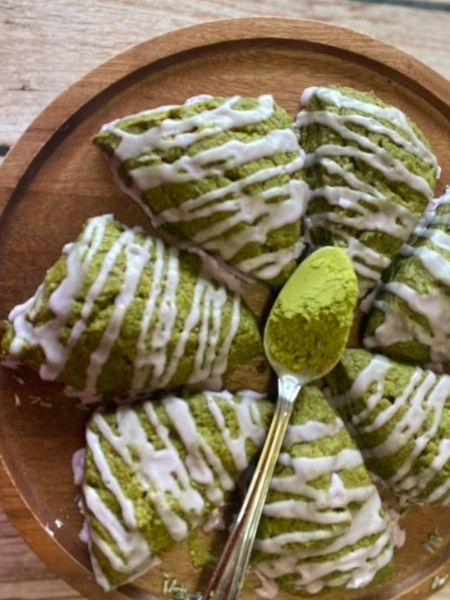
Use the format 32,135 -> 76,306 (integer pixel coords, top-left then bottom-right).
0,215 -> 264,400
93,95 -> 308,287
365,188 -> 450,365
253,385 -> 394,596
326,349 -> 450,506
295,85 -> 439,297
77,390 -> 274,591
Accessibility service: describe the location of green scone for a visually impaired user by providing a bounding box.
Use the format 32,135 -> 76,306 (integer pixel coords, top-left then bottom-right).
295,85 -> 439,297
326,349 -> 450,506
0,215 -> 263,400
76,390 -> 274,590
364,188 -> 450,365
93,95 -> 308,287
252,385 -> 394,596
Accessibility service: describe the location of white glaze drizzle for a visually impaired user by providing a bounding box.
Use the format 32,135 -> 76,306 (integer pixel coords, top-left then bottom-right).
283,417 -> 344,445
256,488 -> 392,593
308,185 -> 415,239
304,144 -> 431,198
300,86 -> 438,168
9,215 -> 112,377
110,95 -> 276,161
296,86 -> 438,295
148,248 -> 180,386
132,237 -> 167,389
85,428 -> 138,530
72,448 -> 85,486
163,396 -> 233,501
82,391 -> 269,588
254,399 -> 393,594
254,570 -> 280,600
262,498 -> 352,525
83,485 -> 151,575
331,351 -> 450,504
101,145 -> 249,296
365,188 -> 450,362
204,390 -> 266,471
83,240 -> 152,395
6,215 -> 245,396
235,240 -> 304,281
271,447 -> 358,491
100,95 -> 307,281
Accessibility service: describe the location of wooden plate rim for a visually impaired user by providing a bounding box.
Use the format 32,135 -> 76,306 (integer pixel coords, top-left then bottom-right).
1,16 -> 450,600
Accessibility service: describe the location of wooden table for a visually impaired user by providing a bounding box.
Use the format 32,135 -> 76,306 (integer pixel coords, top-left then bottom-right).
1,1 -> 450,599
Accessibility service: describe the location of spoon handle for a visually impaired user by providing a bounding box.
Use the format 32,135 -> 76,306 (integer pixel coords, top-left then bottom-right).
204,375 -> 302,600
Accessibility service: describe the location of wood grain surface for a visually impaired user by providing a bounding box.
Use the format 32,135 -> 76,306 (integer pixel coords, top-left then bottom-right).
1,3 -> 450,600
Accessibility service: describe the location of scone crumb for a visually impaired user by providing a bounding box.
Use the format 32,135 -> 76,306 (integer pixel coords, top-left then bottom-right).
422,530 -> 443,554
430,574 -> 448,591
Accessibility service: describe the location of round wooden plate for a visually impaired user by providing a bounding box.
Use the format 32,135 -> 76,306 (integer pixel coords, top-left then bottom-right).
1,17 -> 450,600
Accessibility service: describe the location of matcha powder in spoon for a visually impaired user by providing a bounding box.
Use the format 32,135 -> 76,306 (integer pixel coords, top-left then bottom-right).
265,247 -> 358,378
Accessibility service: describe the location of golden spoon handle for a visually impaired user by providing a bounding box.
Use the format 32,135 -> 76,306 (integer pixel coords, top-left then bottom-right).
204,374 -> 302,600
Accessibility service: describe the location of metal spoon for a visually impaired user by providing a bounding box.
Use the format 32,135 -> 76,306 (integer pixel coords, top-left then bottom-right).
204,247 -> 358,600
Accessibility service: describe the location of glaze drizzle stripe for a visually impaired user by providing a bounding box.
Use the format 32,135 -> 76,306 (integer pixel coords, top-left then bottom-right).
300,86 -> 437,169
110,95 -> 276,161
332,352 -> 450,503
365,188 -> 450,362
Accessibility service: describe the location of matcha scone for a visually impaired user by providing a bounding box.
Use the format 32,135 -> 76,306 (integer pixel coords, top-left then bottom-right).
0,215 -> 264,400
253,385 -> 394,596
93,95 -> 308,287
326,349 -> 450,506
364,188 -> 450,365
295,85 -> 439,296
76,389 -> 274,590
